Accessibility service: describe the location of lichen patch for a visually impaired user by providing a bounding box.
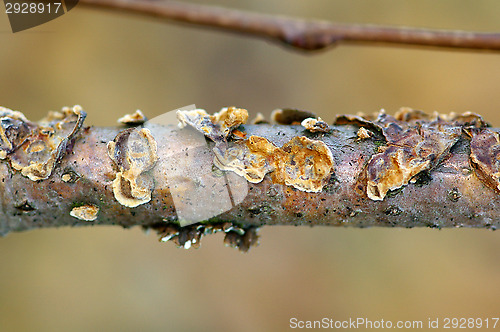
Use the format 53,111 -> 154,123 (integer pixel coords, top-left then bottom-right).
117,110 -> 147,125
70,204 -> 99,221
107,128 -> 158,207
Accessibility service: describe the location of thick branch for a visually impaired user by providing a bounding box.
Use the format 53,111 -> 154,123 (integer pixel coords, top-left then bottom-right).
1,106 -> 499,251
0,123 -> 498,233
78,0 -> 500,52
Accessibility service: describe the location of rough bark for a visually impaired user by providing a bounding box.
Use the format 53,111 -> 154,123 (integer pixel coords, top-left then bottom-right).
0,106 -> 499,251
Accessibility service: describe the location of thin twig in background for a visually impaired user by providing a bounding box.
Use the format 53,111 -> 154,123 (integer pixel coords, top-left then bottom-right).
78,0 -> 500,52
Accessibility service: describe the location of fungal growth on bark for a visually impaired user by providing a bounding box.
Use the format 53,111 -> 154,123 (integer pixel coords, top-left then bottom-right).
154,222 -> 259,252
177,109 -> 224,142
176,108 -> 335,193
211,106 -> 249,138
250,113 -> 267,125
107,127 -> 158,207
466,127 -> 500,192
1,105 -> 86,181
70,204 -> 99,221
117,110 -> 147,125
213,136 -> 274,184
301,117 -> 329,133
176,107 -> 249,140
356,127 -> 372,140
335,108 -> 488,200
1,104 -> 500,252
217,135 -> 334,192
0,107 -> 31,159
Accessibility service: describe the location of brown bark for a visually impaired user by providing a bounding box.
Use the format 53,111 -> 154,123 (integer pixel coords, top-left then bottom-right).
0,107 -> 499,252
78,0 -> 500,52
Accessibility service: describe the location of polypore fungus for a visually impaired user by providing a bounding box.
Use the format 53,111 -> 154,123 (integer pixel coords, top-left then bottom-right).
107,127 -> 158,207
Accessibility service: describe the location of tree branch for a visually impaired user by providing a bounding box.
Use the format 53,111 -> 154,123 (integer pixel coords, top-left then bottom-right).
78,0 -> 500,52
1,106 -> 499,251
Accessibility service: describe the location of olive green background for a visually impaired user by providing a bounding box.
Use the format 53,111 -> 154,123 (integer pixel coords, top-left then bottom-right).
1,1 -> 500,331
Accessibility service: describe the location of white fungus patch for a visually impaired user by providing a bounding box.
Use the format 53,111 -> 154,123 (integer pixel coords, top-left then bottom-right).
301,117 -> 329,133
117,110 -> 147,125
70,204 -> 99,221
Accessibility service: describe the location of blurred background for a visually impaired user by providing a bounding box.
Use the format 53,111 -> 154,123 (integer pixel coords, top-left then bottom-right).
1,1 -> 500,331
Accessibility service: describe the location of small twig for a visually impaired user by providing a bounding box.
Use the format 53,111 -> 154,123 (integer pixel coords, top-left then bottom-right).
78,0 -> 500,52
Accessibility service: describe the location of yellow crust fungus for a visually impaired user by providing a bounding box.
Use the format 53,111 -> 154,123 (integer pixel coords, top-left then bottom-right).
70,204 -> 99,221
215,135 -> 334,192
107,128 -> 158,207
213,137 -> 275,183
366,147 -> 431,201
211,106 -> 248,138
